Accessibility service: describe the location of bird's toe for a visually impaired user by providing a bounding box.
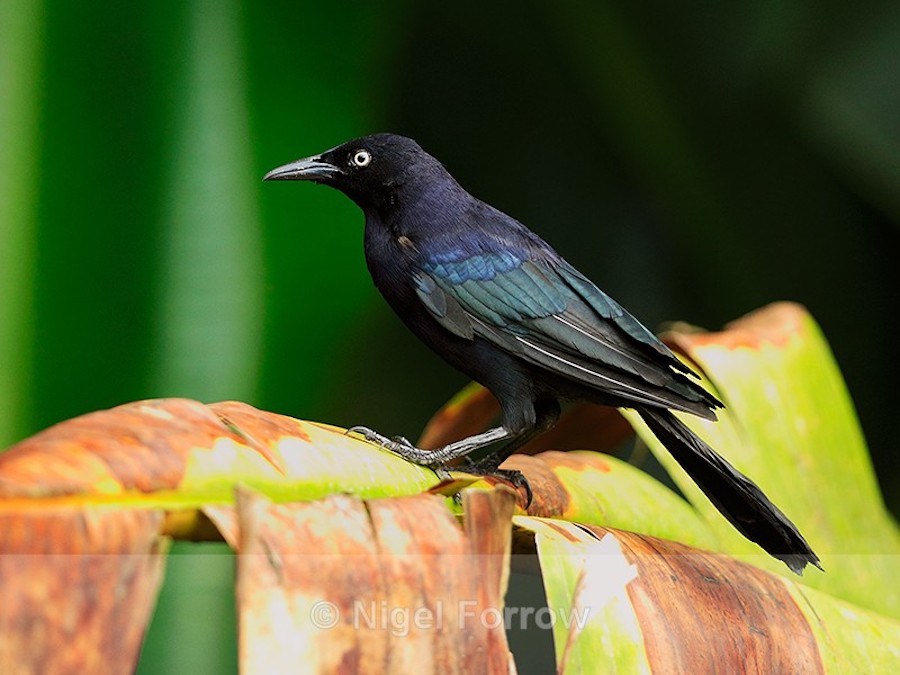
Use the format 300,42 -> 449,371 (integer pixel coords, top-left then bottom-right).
464,461 -> 533,508
347,425 -> 392,446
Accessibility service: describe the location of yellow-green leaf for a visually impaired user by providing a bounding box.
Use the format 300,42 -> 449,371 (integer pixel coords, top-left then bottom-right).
624,302 -> 900,615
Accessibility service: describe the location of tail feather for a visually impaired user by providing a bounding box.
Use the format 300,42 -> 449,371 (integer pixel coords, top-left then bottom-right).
638,408 -> 821,575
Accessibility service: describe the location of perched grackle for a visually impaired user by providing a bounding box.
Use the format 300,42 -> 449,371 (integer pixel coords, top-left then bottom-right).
265,133 -> 820,574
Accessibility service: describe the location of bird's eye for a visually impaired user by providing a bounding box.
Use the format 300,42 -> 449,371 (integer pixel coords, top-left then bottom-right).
351,149 -> 372,167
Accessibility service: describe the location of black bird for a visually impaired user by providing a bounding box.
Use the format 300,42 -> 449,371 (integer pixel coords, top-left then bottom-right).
265,133 -> 820,574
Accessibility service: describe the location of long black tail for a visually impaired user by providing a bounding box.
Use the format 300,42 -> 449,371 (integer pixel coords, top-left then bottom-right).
638,407 -> 821,575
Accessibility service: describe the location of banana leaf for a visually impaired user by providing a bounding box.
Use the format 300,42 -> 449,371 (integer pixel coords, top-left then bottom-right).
1,303 -> 898,672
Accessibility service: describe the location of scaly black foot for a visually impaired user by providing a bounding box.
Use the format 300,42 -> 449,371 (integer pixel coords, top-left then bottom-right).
347,424 -> 515,467
346,425 -> 443,465
433,465 -> 454,482
347,425 -> 531,504
464,459 -> 533,508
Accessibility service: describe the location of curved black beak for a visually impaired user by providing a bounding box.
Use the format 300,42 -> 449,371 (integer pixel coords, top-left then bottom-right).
263,156 -> 342,181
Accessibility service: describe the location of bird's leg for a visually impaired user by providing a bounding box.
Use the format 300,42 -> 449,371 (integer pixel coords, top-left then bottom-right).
347,425 -> 513,467
470,400 -> 561,472
465,400 -> 562,506
462,430 -> 541,506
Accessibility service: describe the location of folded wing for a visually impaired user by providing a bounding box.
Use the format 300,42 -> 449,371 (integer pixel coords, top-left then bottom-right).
413,250 -> 721,418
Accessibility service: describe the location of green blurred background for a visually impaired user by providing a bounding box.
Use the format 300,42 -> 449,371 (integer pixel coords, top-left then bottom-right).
2,1 -> 899,671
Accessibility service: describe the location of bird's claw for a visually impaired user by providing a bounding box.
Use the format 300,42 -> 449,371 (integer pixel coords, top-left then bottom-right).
347,426 -> 416,448
463,462 -> 533,509
433,466 -> 454,482
499,468 -> 533,508
344,425 -> 387,443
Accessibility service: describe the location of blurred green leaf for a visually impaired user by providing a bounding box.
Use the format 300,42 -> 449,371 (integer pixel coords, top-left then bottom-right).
152,0 -> 263,402
0,0 -> 41,447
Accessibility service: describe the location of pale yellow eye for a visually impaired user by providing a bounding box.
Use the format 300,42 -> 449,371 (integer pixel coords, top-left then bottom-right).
351,149 -> 372,167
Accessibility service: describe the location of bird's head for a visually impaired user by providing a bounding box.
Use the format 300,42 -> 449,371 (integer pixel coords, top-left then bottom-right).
264,133 -> 445,214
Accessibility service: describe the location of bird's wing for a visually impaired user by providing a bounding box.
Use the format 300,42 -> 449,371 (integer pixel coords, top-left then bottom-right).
413,250 -> 718,413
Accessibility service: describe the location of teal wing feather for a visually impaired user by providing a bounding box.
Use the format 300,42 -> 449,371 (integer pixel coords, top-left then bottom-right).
413,250 -> 720,414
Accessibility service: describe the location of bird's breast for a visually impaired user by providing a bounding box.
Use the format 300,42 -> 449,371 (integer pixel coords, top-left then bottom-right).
363,217 -> 420,308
